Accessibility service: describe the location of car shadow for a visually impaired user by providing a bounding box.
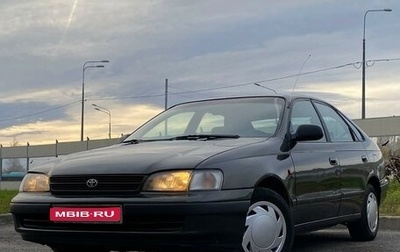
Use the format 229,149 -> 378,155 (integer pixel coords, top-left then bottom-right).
293,228 -> 357,251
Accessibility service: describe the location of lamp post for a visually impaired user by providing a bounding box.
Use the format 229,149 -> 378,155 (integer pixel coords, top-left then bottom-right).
80,60 -> 109,141
165,78 -> 168,110
362,9 -> 391,119
92,104 -> 112,139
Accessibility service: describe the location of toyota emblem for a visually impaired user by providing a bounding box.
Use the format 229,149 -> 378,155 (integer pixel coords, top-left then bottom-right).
86,178 -> 99,188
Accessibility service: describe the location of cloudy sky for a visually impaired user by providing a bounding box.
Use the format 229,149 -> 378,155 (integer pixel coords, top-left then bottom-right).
0,0 -> 399,146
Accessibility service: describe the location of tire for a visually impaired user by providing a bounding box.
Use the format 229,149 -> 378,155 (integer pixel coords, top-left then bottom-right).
241,188 -> 294,252
348,184 -> 379,241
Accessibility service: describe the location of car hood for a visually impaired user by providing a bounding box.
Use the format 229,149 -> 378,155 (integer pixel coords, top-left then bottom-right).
45,138 -> 264,176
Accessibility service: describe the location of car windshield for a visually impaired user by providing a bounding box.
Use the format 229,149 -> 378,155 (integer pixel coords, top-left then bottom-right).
125,97 -> 285,142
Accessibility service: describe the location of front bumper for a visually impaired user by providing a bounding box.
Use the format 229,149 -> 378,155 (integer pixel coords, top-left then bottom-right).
11,189 -> 252,251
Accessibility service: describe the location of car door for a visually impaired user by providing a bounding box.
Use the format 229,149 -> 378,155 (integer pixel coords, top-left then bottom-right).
290,99 -> 341,225
313,102 -> 369,216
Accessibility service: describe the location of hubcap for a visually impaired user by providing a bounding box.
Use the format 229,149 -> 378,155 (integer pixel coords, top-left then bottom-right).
242,201 -> 286,252
367,192 -> 378,233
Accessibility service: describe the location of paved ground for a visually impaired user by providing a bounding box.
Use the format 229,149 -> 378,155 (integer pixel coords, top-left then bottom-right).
293,229 -> 400,252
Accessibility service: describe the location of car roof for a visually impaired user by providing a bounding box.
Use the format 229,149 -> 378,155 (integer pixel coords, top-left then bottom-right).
168,93 -> 329,108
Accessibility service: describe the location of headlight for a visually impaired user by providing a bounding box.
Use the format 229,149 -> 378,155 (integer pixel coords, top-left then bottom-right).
144,170 -> 223,192
144,171 -> 191,191
19,173 -> 50,192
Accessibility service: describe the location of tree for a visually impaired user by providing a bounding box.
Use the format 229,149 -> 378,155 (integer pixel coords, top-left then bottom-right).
3,137 -> 26,174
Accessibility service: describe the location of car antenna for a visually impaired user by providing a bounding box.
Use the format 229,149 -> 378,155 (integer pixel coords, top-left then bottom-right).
291,54 -> 311,95
254,83 -> 277,94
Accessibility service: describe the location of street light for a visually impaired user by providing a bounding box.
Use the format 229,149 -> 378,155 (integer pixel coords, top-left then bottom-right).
92,104 -> 112,139
362,9 -> 391,119
80,60 -> 109,141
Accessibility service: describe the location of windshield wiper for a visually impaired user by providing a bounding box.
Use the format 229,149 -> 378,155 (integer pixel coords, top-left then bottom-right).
122,134 -> 240,144
121,139 -> 142,144
173,134 -> 240,141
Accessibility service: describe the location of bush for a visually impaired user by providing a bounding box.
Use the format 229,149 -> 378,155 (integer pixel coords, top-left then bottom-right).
386,156 -> 400,183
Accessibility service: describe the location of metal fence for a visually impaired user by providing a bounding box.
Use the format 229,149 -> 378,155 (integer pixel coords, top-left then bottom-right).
0,138 -> 120,184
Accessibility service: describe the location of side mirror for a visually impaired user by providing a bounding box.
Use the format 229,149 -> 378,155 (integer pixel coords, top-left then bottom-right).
292,124 -> 323,141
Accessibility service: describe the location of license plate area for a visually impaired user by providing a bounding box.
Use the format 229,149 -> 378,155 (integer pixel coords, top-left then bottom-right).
50,206 -> 122,223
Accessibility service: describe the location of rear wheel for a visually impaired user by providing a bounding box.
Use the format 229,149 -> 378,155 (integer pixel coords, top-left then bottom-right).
241,188 -> 294,252
348,184 -> 379,241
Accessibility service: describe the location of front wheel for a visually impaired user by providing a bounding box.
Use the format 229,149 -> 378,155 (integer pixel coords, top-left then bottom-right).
241,188 -> 294,252
348,184 -> 379,241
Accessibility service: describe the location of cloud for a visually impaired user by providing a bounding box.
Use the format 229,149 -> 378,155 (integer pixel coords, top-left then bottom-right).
0,101 -> 71,128
0,102 -> 162,145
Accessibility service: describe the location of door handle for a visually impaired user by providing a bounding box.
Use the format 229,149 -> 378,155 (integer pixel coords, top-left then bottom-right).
361,155 -> 368,163
329,156 -> 339,166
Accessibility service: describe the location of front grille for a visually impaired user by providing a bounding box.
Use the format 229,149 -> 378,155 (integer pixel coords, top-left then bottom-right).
50,175 -> 147,196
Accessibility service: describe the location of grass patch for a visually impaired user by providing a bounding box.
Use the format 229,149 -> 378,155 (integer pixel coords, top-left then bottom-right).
0,190 -> 18,214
